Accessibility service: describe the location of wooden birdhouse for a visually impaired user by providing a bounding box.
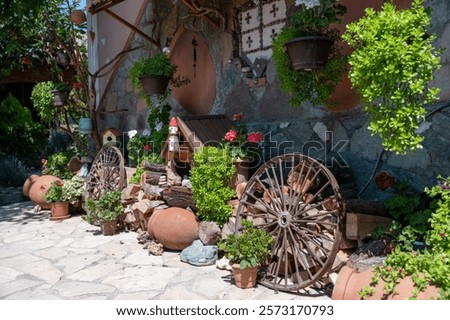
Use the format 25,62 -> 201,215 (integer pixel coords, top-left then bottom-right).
161,115 -> 233,164
102,128 -> 120,146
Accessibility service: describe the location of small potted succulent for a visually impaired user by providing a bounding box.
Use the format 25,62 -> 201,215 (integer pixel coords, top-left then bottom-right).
129,53 -> 189,97
218,220 -> 273,288
272,0 -> 347,107
85,189 -> 124,235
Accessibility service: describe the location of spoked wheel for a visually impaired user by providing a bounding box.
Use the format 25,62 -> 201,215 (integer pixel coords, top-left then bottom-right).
85,146 -> 127,200
235,153 -> 345,293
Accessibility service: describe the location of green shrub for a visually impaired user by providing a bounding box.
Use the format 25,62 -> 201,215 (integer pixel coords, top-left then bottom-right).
342,0 -> 442,154
190,146 -> 236,227
0,93 -> 47,162
0,156 -> 29,188
43,151 -> 74,179
85,189 -> 123,223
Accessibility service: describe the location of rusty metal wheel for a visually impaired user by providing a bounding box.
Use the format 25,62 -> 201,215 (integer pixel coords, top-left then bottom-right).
85,146 -> 127,200
236,153 -> 345,293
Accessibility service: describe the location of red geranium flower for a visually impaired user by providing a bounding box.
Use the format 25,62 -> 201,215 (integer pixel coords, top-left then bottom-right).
247,132 -> 263,143
144,144 -> 151,152
224,129 -> 238,142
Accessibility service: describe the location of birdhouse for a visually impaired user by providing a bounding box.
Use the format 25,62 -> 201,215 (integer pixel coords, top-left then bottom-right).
102,128 -> 120,146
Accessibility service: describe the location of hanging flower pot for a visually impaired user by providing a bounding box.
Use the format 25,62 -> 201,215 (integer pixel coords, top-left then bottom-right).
284,36 -> 334,71
56,50 -> 70,67
139,75 -> 171,96
70,10 -> 87,24
51,89 -> 69,106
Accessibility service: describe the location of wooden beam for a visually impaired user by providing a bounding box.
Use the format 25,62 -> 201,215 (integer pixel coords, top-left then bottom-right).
88,0 -> 126,15
104,9 -> 160,49
180,0 -> 221,29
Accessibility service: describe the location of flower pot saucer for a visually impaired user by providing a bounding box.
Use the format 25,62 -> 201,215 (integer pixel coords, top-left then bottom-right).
50,214 -> 71,221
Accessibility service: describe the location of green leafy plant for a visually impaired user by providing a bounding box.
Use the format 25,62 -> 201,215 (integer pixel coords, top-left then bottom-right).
129,53 -> 189,99
0,93 -> 47,162
44,176 -> 85,203
85,189 -> 123,223
190,146 -> 236,227
43,151 -> 75,180
361,176 -> 450,300
342,0 -> 442,154
272,0 -> 347,107
218,220 -> 273,269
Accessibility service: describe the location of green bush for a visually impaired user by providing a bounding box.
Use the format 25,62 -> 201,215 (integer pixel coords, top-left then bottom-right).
43,151 -> 74,179
85,189 -> 124,223
342,0 -> 442,154
190,146 -> 236,227
0,93 -> 47,162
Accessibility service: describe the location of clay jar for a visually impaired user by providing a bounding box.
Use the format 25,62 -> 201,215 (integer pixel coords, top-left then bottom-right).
25,175 -> 61,209
148,207 -> 199,250
332,265 -> 439,300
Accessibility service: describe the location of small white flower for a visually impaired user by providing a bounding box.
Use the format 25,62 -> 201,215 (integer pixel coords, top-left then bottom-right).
127,130 -> 138,138
142,129 -> 151,136
162,47 -> 170,53
155,122 -> 163,132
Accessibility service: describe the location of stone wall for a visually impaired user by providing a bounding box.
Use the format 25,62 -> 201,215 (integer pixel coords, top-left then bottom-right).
97,0 -> 450,200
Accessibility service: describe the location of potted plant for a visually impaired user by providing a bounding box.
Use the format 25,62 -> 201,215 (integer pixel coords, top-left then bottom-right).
130,53 -> 189,97
51,82 -> 71,106
218,220 -> 273,289
272,0 -> 347,107
45,180 -> 70,221
85,189 -> 124,235
342,0 -> 441,154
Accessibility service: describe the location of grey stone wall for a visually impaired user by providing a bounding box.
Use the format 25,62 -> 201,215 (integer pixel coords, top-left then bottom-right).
98,0 -> 450,200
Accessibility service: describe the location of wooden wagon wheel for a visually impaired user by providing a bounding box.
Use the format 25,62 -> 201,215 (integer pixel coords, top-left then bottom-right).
85,146 -> 127,200
235,153 -> 345,292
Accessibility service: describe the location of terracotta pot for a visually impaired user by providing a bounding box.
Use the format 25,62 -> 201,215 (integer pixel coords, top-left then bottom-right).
284,36 -> 333,71
147,207 -> 198,250
23,174 -> 39,197
28,175 -> 61,209
50,201 -> 70,221
230,158 -> 249,189
139,75 -> 171,96
332,265 -> 439,300
70,10 -> 86,24
100,219 -> 117,235
232,263 -> 258,289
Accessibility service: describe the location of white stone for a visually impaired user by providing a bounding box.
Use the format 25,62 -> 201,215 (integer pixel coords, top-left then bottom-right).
122,252 -> 163,266
102,266 -> 180,293
0,253 -> 43,268
0,279 -> 42,299
55,253 -> 102,274
67,260 -> 123,282
54,281 -> 116,298
17,259 -> 64,285
35,247 -> 69,260
0,266 -> 23,285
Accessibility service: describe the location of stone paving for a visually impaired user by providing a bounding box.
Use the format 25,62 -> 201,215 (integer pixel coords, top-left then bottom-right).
0,201 -> 330,300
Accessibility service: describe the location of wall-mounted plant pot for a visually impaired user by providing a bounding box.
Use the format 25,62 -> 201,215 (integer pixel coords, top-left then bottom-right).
51,90 -> 69,106
284,36 -> 333,71
139,75 -> 171,96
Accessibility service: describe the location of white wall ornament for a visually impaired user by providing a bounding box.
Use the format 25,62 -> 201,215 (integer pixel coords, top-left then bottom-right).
238,0 -> 287,63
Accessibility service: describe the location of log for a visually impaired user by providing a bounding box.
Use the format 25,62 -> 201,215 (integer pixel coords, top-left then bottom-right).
162,187 -> 197,210
144,171 -> 164,185
346,212 -> 392,240
141,161 -> 166,172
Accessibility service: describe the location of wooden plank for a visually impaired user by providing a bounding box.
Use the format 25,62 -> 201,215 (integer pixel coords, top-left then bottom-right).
346,213 -> 392,240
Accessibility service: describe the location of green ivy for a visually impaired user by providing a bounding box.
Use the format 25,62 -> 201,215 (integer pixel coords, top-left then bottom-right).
342,0 -> 442,154
43,151 -> 74,180
190,146 -> 236,227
